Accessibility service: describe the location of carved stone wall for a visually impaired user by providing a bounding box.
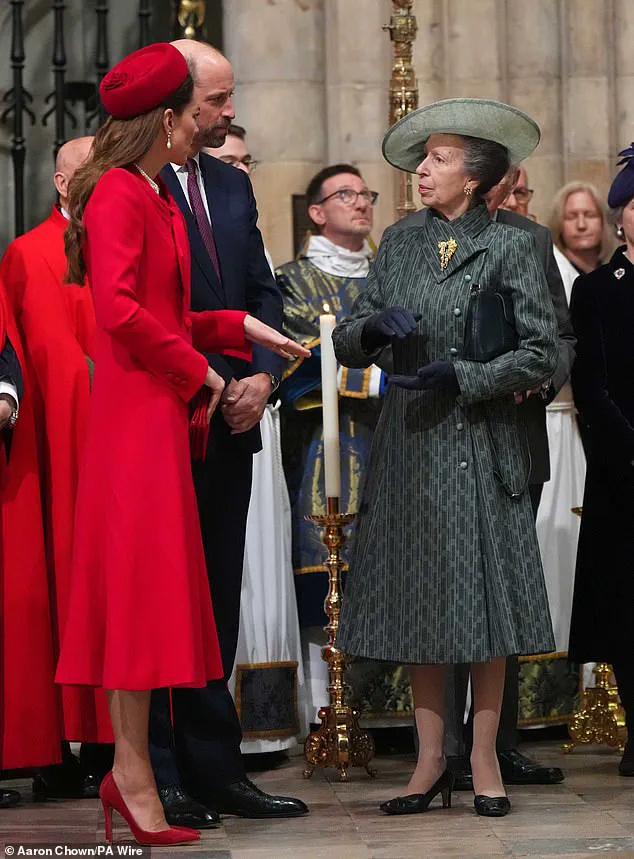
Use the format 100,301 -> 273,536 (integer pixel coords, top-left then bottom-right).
231,0 -> 629,263
0,1 -> 629,256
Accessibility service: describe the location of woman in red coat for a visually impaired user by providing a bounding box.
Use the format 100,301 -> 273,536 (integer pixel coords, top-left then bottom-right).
55,44 -> 308,846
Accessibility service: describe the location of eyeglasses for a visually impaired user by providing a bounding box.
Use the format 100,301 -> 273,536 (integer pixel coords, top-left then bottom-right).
316,188 -> 379,206
219,156 -> 260,172
510,186 -> 534,204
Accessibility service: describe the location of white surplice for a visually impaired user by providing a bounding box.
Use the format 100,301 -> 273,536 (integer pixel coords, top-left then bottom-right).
229,403 -> 309,752
536,247 -> 586,653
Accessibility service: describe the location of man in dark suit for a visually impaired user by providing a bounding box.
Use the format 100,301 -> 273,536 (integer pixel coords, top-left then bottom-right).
149,40 -> 308,828
394,164 -> 576,790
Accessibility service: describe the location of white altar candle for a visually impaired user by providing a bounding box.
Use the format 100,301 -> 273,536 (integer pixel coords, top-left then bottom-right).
320,303 -> 341,499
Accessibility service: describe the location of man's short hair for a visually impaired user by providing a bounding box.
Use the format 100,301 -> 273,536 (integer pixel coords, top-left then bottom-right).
227,123 -> 246,140
306,164 -> 362,208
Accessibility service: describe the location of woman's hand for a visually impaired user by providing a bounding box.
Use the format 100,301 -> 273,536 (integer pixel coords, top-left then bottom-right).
204,366 -> 226,422
243,316 -> 311,360
361,308 -> 422,351
390,360 -> 459,393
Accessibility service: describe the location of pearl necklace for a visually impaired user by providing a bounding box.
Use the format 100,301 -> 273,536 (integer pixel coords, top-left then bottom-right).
134,163 -> 159,194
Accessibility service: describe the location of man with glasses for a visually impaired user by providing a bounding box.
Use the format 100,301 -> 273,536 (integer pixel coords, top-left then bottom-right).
207,123 -> 260,175
277,164 -> 384,721
501,165 -> 534,218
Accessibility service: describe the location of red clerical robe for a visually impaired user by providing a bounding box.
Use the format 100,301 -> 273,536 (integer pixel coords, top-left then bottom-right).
0,206 -> 110,741
0,285 -> 62,768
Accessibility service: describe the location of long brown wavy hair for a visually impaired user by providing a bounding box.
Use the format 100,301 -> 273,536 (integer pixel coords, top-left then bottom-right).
64,72 -> 194,284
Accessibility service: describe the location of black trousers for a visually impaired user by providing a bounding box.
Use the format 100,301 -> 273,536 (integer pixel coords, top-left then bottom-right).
443,483 -> 543,757
149,443 -> 253,793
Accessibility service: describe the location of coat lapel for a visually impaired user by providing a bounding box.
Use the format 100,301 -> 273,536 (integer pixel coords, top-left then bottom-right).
161,164 -> 226,306
418,203 -> 492,283
198,155 -> 233,308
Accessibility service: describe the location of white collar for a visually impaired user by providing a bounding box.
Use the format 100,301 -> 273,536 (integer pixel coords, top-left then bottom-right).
304,234 -> 373,278
171,152 -> 200,174
60,205 -> 71,220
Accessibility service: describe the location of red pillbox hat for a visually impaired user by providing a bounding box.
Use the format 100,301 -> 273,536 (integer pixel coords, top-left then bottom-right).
100,42 -> 189,119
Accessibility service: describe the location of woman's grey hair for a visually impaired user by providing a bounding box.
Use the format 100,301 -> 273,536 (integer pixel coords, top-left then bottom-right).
462,136 -> 510,200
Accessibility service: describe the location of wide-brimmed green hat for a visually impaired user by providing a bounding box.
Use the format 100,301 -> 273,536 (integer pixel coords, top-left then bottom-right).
382,97 -> 540,173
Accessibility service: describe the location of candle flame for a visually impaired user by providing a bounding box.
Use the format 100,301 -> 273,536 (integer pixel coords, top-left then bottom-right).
322,302 -> 331,314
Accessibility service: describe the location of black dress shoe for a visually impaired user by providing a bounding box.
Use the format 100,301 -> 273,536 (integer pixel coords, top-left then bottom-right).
201,779 -> 308,819
498,749 -> 564,785
0,789 -> 21,809
619,742 -> 634,777
159,785 -> 220,828
474,794 -> 511,817
32,772 -> 99,800
380,769 -> 454,815
446,755 -> 473,791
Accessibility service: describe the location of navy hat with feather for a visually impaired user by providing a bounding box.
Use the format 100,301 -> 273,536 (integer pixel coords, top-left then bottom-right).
608,143 -> 634,208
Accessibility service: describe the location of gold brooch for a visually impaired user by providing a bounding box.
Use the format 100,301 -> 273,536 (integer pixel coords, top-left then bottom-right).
438,238 -> 457,271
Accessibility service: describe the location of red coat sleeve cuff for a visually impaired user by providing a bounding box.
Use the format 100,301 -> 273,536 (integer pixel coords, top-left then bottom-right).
188,310 -> 252,361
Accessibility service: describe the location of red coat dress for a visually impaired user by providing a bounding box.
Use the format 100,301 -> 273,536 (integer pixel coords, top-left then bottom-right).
55,167 -> 250,690
0,207 -> 110,741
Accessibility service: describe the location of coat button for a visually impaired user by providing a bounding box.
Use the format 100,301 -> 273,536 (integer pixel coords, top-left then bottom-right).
453,308 -> 461,317
449,347 -> 458,355
456,422 -> 464,431
464,274 -> 472,282
459,461 -> 468,469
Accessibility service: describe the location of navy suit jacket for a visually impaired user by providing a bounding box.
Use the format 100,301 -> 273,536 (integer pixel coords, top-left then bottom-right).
162,153 -> 283,454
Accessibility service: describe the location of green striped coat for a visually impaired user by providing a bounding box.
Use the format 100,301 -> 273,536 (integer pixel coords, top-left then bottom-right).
332,203 -> 558,664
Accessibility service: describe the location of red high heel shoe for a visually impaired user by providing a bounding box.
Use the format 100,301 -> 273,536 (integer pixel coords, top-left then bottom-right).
100,771 -> 200,845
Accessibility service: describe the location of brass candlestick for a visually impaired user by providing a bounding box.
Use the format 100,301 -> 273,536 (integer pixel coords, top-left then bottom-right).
563,662 -> 626,753
177,0 -> 206,39
303,497 -> 376,781
384,0 -> 419,220
562,506 -> 626,753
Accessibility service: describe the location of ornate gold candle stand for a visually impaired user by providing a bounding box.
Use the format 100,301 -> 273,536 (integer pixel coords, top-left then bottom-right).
563,662 -> 626,753
303,498 -> 376,781
563,507 -> 626,753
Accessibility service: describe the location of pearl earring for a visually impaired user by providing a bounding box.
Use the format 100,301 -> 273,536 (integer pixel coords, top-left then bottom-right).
167,131 -> 172,150
616,225 -> 625,239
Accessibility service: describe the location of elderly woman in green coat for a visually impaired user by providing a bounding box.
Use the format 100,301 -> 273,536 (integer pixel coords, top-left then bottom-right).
333,99 -> 558,818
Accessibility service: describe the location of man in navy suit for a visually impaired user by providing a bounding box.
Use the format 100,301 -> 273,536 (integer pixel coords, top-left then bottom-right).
149,40 -> 308,828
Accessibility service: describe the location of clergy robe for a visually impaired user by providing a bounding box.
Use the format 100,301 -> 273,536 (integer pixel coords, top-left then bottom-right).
0,205 -> 110,741
0,283 -> 62,767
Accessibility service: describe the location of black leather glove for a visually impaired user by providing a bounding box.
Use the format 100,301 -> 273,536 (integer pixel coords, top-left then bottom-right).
390,360 -> 459,393
361,307 -> 421,352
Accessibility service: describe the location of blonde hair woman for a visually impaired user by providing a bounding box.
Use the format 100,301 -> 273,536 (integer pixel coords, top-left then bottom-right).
549,181 -> 611,274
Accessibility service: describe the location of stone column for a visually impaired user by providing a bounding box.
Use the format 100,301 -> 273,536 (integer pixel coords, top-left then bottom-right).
324,0 -> 395,238
224,0 -> 327,266
560,0 -> 614,195
505,0 -> 563,224
614,1 -> 634,161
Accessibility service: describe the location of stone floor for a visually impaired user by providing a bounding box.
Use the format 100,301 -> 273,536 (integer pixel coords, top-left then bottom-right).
1,740 -> 633,858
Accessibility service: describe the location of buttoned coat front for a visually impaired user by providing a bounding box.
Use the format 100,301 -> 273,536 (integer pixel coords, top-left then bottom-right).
332,204 -> 558,664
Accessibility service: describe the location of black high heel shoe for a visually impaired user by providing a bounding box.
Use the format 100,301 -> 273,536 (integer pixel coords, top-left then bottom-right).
380,769 -> 454,815
474,794 -> 511,817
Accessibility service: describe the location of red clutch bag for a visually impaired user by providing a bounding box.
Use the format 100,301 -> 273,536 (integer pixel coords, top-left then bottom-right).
189,387 -> 211,461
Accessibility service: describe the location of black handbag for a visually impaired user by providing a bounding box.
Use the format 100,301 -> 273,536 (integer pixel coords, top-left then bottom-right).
461,273 -> 529,498
463,283 -> 518,363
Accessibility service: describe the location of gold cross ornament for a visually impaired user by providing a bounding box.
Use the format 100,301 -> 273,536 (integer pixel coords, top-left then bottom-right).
438,238 -> 457,271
